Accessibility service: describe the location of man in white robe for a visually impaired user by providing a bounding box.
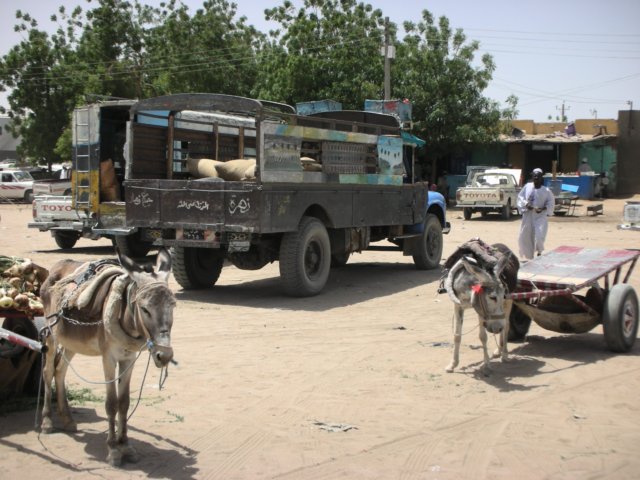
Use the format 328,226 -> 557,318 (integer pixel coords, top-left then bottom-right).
517,168 -> 555,259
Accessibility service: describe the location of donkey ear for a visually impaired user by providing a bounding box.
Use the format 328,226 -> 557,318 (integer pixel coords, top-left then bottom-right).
493,251 -> 511,278
461,258 -> 488,282
116,247 -> 144,276
155,248 -> 172,280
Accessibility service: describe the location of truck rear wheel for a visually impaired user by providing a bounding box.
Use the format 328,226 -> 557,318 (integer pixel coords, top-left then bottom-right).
114,231 -> 152,258
279,216 -> 331,297
463,208 -> 472,220
54,231 -> 80,249
331,252 -> 350,268
171,246 -> 225,289
412,213 -> 443,270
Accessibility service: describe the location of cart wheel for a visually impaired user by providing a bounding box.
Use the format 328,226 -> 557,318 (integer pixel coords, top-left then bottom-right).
603,284 -> 638,353
508,305 -> 532,342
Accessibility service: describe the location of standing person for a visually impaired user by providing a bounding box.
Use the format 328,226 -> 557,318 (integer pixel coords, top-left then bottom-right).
517,168 -> 555,259
578,159 -> 591,174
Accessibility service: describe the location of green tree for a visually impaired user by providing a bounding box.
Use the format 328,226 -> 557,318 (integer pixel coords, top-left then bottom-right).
143,0 -> 263,97
501,94 -> 519,133
0,0 -> 262,165
0,10 -> 81,166
395,11 -> 503,170
254,0 -> 386,107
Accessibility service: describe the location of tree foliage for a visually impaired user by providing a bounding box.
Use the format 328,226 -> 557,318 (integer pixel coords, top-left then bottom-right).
0,0 -> 518,169
395,11 -> 503,162
254,0 -> 386,108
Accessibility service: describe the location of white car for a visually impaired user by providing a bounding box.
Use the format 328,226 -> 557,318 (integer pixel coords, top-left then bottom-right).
0,169 -> 35,202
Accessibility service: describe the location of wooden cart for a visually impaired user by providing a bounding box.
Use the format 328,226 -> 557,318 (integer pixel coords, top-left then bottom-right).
508,246 -> 639,352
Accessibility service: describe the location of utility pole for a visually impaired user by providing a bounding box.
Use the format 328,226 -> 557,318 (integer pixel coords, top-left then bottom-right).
383,17 -> 391,100
556,101 -> 570,122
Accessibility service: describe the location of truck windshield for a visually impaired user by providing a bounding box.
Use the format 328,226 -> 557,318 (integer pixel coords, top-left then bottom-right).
12,171 -> 34,181
474,174 -> 509,187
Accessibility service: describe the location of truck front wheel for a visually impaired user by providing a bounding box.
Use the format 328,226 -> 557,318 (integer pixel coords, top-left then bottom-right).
412,213 -> 443,270
171,246 -> 225,289
279,216 -> 331,297
54,231 -> 80,249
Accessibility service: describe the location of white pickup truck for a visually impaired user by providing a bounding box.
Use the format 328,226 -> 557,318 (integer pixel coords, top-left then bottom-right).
28,195 -> 100,249
0,169 -> 35,203
32,167 -> 72,196
455,168 -> 521,220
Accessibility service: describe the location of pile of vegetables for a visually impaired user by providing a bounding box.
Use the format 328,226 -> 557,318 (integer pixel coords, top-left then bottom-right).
0,256 -> 49,315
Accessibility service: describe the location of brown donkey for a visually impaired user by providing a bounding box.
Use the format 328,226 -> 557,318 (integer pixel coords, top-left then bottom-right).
39,248 -> 175,466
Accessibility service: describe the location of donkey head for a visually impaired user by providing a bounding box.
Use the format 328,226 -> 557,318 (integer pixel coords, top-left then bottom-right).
449,255 -> 509,334
117,248 -> 176,367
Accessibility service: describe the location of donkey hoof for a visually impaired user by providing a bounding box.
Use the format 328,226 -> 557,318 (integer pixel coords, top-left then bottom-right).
480,365 -> 492,377
445,364 -> 456,373
62,420 -> 78,432
122,445 -> 140,463
108,449 -> 123,467
40,419 -> 54,434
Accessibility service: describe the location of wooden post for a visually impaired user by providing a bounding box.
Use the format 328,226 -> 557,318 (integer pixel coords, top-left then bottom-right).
552,160 -> 557,180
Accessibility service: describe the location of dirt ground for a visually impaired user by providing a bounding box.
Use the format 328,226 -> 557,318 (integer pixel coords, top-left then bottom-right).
1,194 -> 639,480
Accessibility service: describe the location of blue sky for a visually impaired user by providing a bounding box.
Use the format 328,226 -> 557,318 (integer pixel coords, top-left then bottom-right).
1,0 -> 638,122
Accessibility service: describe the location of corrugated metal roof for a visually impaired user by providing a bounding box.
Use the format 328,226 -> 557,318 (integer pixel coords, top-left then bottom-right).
499,132 -> 616,144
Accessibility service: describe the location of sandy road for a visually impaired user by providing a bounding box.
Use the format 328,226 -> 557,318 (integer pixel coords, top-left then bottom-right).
0,196 -> 639,479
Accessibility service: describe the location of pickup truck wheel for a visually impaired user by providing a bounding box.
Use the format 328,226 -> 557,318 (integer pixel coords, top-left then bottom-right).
412,213 -> 443,270
54,231 -> 80,249
115,232 -> 152,258
23,190 -> 34,203
280,216 -> 331,297
463,208 -> 472,220
171,246 -> 224,289
502,200 -> 512,220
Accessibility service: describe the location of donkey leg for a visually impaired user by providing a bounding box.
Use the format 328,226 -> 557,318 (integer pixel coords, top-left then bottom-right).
446,307 -> 464,372
479,321 -> 491,376
40,336 -> 56,433
55,348 -> 78,432
499,300 -> 512,363
116,358 -> 139,463
102,356 -> 123,467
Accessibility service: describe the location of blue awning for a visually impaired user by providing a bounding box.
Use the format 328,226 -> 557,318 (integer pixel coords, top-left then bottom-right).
401,131 -> 426,147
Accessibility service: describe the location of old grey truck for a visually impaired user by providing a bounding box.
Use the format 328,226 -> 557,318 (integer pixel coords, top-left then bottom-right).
33,94 -> 450,296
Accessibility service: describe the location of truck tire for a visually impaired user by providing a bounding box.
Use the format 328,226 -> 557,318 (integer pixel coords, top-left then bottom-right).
54,231 -> 80,249
603,284 -> 638,353
412,213 -> 443,270
279,216 -> 331,297
23,190 -> 34,203
463,208 -> 472,220
114,232 -> 152,258
502,199 -> 512,220
171,246 -> 224,289
331,252 -> 350,268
